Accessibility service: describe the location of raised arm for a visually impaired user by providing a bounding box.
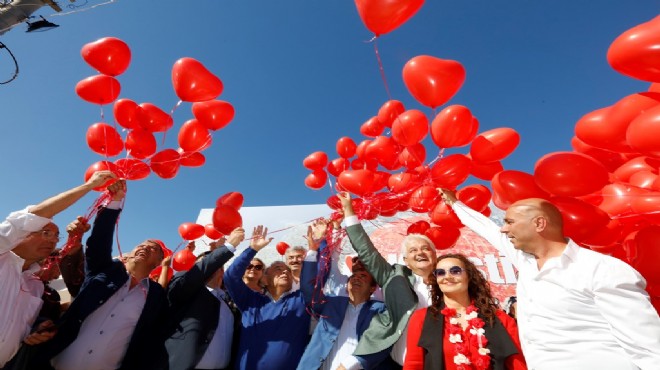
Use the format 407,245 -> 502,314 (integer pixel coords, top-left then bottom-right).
440,189 -> 522,267
301,221 -> 325,310
84,179 -> 125,275
60,216 -> 90,297
224,226 -> 272,310
167,242 -> 236,305
338,192 -> 395,287
29,171 -> 116,219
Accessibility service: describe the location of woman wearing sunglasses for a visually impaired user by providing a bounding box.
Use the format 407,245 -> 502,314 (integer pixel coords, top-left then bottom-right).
242,257 -> 266,293
404,253 -> 527,370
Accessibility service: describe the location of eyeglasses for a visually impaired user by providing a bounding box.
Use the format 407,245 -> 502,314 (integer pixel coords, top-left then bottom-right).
433,266 -> 463,278
35,230 -> 61,242
246,264 -> 264,271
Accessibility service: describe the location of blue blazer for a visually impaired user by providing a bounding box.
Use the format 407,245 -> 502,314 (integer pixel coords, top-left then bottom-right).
164,246 -> 239,370
36,207 -> 168,370
297,257 -> 392,370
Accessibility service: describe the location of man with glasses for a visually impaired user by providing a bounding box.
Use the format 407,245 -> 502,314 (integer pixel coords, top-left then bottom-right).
224,226 -> 311,370
36,180 -> 172,370
441,190 -> 660,370
338,192 -> 437,368
0,170 -> 116,368
242,258 -> 265,293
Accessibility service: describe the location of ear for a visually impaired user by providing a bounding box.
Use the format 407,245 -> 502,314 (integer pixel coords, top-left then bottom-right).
369,285 -> 377,294
534,216 -> 548,232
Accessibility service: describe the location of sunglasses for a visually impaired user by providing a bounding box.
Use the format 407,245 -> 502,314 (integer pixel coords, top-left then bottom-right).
433,266 -> 463,278
246,264 -> 264,271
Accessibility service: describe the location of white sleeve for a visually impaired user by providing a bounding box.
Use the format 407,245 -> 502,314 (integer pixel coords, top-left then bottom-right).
341,355 -> 363,370
593,259 -> 660,369
452,202 -> 523,268
1,206 -> 52,254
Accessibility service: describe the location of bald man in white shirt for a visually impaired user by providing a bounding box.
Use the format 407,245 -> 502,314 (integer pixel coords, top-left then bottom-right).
441,190 -> 660,370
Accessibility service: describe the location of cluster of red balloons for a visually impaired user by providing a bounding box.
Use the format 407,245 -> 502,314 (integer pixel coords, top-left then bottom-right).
304,53 -> 521,251
491,17 -> 660,311
78,37 -> 235,188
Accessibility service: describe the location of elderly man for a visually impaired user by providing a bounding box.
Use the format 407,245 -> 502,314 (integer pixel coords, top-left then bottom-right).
224,226 -> 311,370
165,230 -> 244,370
298,219 -> 391,370
285,245 -> 306,291
0,170 -> 116,368
338,192 -> 437,368
35,180 -> 171,370
441,190 -> 660,370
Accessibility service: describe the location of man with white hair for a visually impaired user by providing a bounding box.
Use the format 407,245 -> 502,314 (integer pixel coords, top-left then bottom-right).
338,192 -> 437,368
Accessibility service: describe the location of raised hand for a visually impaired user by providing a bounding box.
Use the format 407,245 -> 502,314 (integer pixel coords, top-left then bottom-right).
439,188 -> 458,206
337,191 -> 355,217
107,179 -> 127,201
86,170 -> 117,189
304,218 -> 329,251
226,228 -> 245,247
209,236 -> 228,250
161,254 -> 172,267
250,225 -> 273,251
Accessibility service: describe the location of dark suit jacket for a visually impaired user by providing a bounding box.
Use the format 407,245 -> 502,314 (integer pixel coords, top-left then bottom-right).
164,246 -> 239,370
36,207 -> 168,370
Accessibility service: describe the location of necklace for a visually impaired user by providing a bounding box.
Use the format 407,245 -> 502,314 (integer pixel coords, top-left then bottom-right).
440,304 -> 491,370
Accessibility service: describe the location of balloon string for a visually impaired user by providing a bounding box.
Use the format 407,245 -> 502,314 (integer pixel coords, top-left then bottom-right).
171,240 -> 187,254
100,105 -> 105,123
38,191 -> 115,277
170,100 -> 183,115
308,226 -> 345,319
373,38 -> 393,101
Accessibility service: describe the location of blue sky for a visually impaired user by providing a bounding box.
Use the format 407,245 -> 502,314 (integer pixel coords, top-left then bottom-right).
0,0 -> 657,253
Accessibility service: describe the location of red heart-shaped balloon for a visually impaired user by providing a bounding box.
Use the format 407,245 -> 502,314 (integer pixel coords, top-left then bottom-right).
338,169 -> 376,197
192,100 -> 235,131
172,57 -> 223,102
354,0 -> 424,36
607,15 -> 660,83
403,55 -> 465,109
75,75 -> 121,105
81,37 -> 131,76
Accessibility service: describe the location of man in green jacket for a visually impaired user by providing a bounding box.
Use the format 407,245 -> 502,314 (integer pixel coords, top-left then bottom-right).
338,192 -> 438,368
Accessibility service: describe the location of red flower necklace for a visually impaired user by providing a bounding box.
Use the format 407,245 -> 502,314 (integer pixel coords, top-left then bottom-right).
440,304 -> 491,370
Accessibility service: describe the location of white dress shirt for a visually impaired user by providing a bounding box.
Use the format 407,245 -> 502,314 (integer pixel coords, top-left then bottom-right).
0,207 -> 51,367
322,302 -> 365,370
195,288 -> 234,369
453,201 -> 660,370
52,276 -> 150,370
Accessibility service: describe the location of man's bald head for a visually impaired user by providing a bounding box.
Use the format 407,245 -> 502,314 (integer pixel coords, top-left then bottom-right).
509,198 -> 564,233
501,198 -> 566,254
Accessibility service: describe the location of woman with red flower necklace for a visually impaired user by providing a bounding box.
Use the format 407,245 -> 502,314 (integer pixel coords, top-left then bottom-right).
403,253 -> 527,370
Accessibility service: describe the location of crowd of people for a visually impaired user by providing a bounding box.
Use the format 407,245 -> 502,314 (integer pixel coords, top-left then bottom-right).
1,171 -> 660,370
